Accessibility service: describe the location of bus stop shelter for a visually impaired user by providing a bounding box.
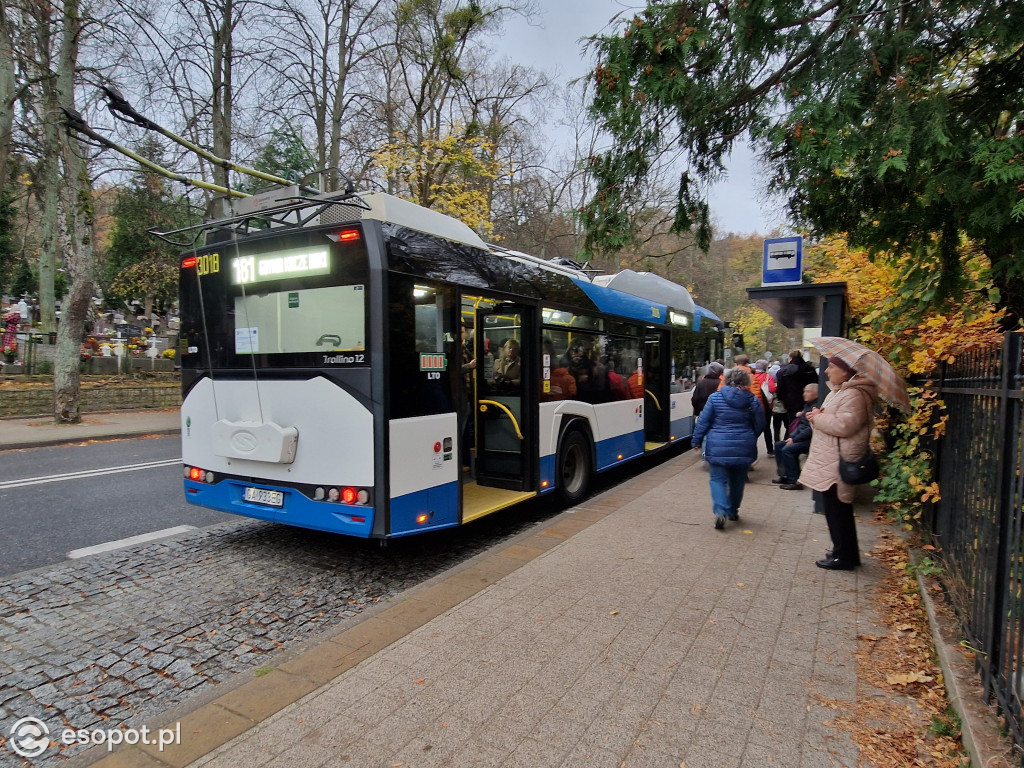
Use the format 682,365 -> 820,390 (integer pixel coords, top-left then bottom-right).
745,281 -> 848,340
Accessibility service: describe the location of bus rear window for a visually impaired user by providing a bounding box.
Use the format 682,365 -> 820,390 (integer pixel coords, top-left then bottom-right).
234,284 -> 365,354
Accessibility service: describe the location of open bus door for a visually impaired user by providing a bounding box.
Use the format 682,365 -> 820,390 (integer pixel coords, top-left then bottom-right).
473,304 -> 536,491
644,330 -> 671,446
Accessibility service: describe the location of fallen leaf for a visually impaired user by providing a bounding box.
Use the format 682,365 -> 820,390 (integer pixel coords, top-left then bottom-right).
885,670 -> 934,686
610,610 -> 619,615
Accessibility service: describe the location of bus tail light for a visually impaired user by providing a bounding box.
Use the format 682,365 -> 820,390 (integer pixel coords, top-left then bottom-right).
182,256 -> 198,268
184,465 -> 215,484
315,486 -> 371,505
337,228 -> 360,242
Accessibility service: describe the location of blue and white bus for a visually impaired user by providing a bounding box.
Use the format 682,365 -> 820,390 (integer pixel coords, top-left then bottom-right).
175,189 -> 724,539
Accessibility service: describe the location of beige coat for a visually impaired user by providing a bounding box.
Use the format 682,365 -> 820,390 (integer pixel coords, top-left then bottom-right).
799,374 -> 877,502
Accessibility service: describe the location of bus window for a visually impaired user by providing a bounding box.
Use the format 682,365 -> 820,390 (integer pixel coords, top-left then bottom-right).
388,276 -> 456,419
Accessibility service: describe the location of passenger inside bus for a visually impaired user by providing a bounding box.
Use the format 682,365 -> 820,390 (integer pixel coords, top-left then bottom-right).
541,339 -> 576,401
493,338 -> 522,390
603,350 -> 630,400
568,338 -> 611,403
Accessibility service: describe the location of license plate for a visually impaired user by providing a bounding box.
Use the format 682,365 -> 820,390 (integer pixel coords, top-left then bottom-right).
243,487 -> 284,507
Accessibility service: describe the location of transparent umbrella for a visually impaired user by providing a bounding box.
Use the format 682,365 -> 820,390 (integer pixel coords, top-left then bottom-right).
808,336 -> 912,413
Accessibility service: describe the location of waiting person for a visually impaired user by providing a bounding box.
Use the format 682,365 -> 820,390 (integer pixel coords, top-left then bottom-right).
690,362 -> 724,420
752,359 -> 775,455
691,368 -> 765,530
776,350 -> 819,424
800,357 -> 877,570
772,383 -> 819,489
768,362 -> 788,441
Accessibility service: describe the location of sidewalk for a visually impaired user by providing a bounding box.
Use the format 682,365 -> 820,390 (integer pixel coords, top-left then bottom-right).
0,408 -> 180,449
88,449 -> 886,768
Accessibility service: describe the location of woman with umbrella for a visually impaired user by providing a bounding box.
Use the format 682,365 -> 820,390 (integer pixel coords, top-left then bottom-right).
801,337 -> 910,570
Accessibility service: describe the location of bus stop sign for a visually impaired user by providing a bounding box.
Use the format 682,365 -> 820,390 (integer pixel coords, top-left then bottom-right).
762,237 -> 803,286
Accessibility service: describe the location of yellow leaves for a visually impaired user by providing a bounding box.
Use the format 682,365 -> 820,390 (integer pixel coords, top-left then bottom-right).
372,126 -> 504,238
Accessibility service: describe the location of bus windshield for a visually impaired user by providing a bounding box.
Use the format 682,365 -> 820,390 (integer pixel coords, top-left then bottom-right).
180,226 -> 369,370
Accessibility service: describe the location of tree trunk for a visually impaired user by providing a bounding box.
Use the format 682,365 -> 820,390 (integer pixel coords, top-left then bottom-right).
0,0 -> 16,188
34,3 -> 59,334
51,0 -> 91,424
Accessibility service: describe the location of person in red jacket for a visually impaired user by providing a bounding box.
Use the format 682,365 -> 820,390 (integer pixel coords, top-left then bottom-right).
752,360 -> 775,455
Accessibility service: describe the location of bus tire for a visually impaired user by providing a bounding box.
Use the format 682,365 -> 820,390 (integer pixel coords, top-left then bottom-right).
556,429 -> 592,506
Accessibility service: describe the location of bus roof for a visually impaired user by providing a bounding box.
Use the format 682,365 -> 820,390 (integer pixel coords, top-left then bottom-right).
590,270 -> 695,314
571,278 -> 670,326
358,192 -> 489,251
694,305 -> 723,331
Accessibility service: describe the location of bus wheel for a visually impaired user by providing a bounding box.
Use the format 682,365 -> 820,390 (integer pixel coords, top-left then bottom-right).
556,429 -> 592,506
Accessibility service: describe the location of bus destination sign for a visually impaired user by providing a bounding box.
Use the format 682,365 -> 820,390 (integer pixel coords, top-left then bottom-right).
231,247 -> 331,285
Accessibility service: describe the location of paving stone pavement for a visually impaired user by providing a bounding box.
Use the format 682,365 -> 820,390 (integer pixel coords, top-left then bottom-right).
0,506 -> 566,767
87,449 -> 885,768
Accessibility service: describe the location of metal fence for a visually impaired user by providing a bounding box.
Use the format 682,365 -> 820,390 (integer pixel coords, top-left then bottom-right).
920,332 -> 1024,752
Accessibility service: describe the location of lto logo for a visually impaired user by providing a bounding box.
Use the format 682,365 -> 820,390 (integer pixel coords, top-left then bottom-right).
8,717 -> 50,757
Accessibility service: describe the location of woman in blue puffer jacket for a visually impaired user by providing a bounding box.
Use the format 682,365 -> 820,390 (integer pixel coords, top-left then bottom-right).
691,368 -> 766,529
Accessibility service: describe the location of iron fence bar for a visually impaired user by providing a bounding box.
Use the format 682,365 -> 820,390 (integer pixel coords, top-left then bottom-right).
934,387 -> 1024,398
996,334 -> 1024,712
986,333 -> 1020,703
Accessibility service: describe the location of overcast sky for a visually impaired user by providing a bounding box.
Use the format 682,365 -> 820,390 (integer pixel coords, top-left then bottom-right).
489,1 -> 787,237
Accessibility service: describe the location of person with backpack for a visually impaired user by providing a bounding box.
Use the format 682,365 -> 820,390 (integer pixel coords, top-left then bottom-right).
752,359 -> 775,455
766,363 -> 786,440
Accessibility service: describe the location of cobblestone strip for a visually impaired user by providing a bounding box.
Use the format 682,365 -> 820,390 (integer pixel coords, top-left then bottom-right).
0,507 -> 557,766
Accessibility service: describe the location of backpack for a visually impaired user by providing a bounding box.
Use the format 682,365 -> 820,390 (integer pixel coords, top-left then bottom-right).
760,374 -> 776,406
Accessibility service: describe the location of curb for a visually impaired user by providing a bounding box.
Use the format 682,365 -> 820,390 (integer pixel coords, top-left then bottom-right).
911,549 -> 1018,767
7,428 -> 180,451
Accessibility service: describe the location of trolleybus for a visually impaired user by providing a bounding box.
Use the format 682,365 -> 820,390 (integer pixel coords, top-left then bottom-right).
174,188 -> 724,539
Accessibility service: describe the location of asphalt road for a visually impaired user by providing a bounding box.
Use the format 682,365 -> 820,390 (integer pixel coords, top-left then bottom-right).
0,436 -> 225,577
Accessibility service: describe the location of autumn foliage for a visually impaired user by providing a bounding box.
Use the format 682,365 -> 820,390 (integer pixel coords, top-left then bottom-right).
805,235 -> 1003,522
805,236 -> 1003,377
372,129 -> 504,239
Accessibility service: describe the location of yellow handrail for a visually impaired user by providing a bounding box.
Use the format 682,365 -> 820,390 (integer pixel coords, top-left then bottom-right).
644,390 -> 662,411
478,400 -> 524,440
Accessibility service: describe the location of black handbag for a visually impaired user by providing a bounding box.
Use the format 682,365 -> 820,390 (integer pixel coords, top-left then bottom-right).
839,449 -> 879,484
837,389 -> 879,484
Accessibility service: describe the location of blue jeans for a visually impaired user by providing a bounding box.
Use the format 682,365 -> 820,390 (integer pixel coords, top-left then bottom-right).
774,440 -> 809,482
708,464 -> 748,518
